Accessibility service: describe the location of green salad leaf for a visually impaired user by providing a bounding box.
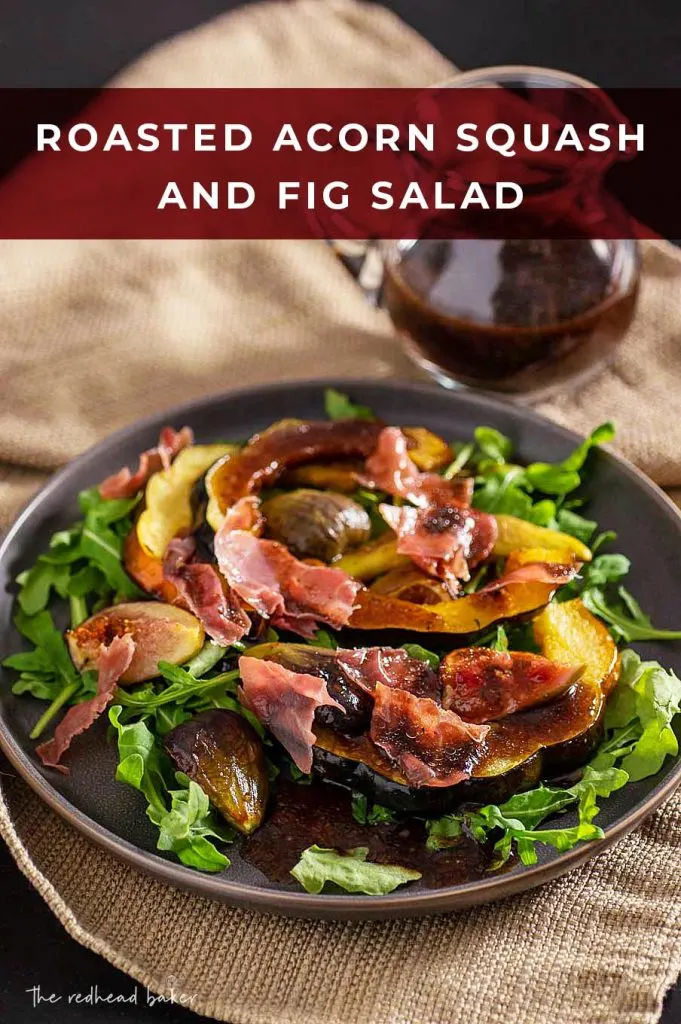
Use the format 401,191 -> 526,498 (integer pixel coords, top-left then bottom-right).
3,485 -> 143,737
109,707 -> 233,873
401,643 -> 441,670
598,649 -> 681,780
582,587 -> 681,644
351,792 -> 397,826
290,845 -> 421,895
324,388 -> 375,422
470,423 -> 613,525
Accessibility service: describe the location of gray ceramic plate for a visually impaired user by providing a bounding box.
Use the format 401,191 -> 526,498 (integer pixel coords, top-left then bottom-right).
1,379 -> 680,920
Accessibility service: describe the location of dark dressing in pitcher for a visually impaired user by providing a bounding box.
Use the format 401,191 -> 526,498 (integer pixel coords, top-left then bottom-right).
382,239 -> 639,395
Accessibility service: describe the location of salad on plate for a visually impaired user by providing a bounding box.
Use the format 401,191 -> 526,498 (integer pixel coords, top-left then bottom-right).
4,389 -> 681,896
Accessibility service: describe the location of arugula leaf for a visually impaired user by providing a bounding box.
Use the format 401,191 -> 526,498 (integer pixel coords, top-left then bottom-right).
425,815 -> 462,850
287,759 -> 312,784
559,552 -> 631,604
351,792 -> 397,826
290,845 -> 421,895
309,629 -> 338,650
401,643 -> 440,670
6,608 -> 84,737
16,561 -> 71,616
582,587 -> 681,643
555,508 -> 597,544
471,422 -> 614,524
443,442 -> 475,479
522,462 -> 581,496
428,765 -> 627,867
324,388 -> 374,422
562,422 -> 615,471
109,706 -> 168,815
490,625 -> 509,652
184,641 -> 229,677
117,665 -> 239,710
473,427 -> 513,465
603,649 -> 681,780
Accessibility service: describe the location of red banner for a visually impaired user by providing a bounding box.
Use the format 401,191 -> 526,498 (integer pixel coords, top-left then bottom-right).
0,87 -> 672,239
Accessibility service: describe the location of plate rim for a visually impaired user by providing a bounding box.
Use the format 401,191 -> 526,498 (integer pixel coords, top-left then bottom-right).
2,376 -> 680,920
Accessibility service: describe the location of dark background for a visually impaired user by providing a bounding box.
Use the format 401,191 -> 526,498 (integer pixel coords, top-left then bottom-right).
0,1 -> 679,1022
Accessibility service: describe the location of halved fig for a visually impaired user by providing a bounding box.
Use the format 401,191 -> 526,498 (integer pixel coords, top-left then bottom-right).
440,648 -> 582,722
67,601 -> 204,684
136,443 -> 237,559
165,709 -> 269,834
210,419 -> 384,513
246,641 -> 373,735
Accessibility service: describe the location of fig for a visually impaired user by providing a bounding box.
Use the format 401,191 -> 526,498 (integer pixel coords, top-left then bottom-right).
262,488 -> 371,562
246,641 -> 374,735
67,601 -> 204,684
165,709 -> 269,834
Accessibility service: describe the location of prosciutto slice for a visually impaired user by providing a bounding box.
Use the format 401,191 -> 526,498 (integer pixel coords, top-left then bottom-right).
479,561 -> 579,593
163,537 -> 251,645
370,682 -> 490,788
441,648 -> 582,723
380,502 -> 497,593
36,634 -> 135,773
99,426 -> 194,500
214,523 -> 360,638
239,656 -> 344,773
337,647 -> 440,700
364,426 -> 472,508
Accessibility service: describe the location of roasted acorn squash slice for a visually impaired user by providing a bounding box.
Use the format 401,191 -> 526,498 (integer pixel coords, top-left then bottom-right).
137,443 -> 237,557
124,444 -> 236,596
336,515 -> 591,583
348,579 -> 561,634
313,599 -> 618,814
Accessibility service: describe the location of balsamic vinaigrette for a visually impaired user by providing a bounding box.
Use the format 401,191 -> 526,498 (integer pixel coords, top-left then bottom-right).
242,780 -> 496,888
381,239 -> 639,395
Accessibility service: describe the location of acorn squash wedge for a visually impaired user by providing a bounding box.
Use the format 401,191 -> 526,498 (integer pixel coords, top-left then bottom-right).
312,598 -> 618,814
124,443 -> 236,596
336,515 -> 591,583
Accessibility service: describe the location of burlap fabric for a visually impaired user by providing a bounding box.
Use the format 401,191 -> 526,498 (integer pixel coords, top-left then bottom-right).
1,3 -> 680,1022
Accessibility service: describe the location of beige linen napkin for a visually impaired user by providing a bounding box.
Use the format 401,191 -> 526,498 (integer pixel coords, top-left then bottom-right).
1,3 -> 680,1023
